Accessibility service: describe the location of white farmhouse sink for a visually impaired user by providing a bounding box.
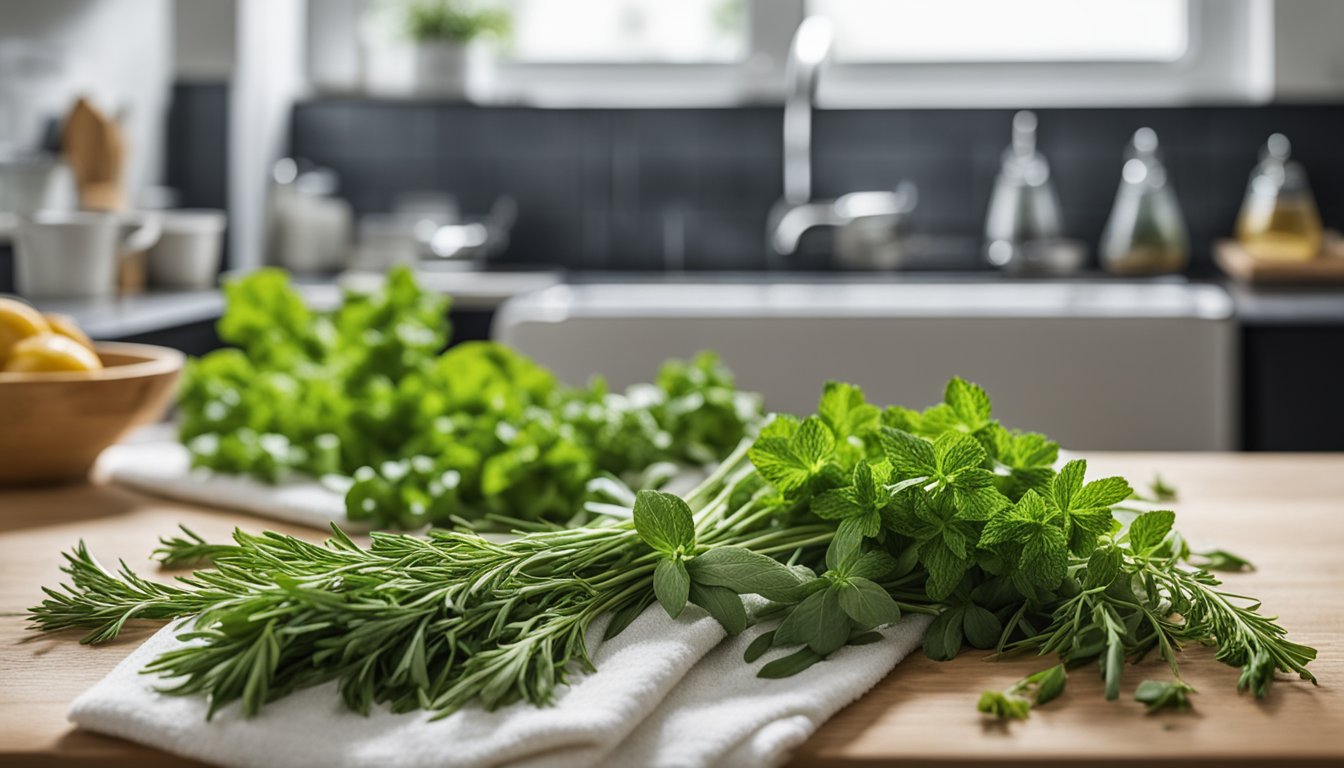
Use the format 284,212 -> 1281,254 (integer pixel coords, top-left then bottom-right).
494,281 -> 1236,450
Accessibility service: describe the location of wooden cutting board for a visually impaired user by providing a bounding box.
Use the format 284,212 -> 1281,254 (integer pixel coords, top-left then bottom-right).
1215,235 -> 1344,284
62,97 -> 125,212
1,453 -> 1341,767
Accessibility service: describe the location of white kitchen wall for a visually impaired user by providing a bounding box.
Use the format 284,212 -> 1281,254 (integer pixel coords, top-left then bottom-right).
0,0 -> 172,198
1273,0 -> 1344,98
174,0 -> 237,80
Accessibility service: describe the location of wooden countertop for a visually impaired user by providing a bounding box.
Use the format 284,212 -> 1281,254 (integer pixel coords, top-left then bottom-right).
2,453 -> 1341,767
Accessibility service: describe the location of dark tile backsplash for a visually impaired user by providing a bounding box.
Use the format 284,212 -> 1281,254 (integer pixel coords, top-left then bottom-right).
287,98 -> 1344,273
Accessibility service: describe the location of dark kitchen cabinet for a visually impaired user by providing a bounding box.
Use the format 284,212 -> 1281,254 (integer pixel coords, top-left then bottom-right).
1241,325 -> 1344,451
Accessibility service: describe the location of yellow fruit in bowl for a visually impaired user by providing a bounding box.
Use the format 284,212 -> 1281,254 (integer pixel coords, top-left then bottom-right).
0,297 -> 51,366
3,333 -> 104,374
44,312 -> 96,352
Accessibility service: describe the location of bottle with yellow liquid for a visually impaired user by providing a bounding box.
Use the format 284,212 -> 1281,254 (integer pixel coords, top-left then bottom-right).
1236,133 -> 1323,261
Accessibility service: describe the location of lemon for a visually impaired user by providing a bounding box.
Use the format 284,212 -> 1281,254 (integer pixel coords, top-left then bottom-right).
3,333 -> 104,374
0,297 -> 50,366
44,312 -> 96,352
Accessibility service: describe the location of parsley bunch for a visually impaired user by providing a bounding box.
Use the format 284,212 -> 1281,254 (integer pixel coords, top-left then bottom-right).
178,268 -> 760,531
33,378 -> 1315,721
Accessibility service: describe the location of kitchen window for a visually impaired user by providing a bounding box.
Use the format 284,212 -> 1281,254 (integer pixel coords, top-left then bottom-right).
504,0 -> 748,63
312,0 -> 1271,106
815,0 -> 1189,63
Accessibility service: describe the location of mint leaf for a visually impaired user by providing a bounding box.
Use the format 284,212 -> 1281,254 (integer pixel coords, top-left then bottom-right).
749,416 -> 836,495
1085,545 -> 1122,589
633,490 -> 696,555
1128,510 -> 1176,554
879,427 -> 935,478
1021,525 -> 1068,590
1048,460 -> 1132,556
984,424 -> 1059,499
944,377 -> 992,433
847,549 -> 899,581
836,577 -> 901,629
689,582 -> 748,635
818,381 -> 880,443
653,557 -> 690,618
887,492 -> 974,600
1051,459 -> 1087,511
925,433 -> 1009,521
1072,475 -> 1132,510
934,432 -> 986,476
920,536 -> 970,601
687,547 -> 803,601
812,460 -> 891,541
977,490 -> 1068,591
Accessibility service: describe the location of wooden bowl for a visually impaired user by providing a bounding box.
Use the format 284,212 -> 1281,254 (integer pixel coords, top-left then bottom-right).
0,342 -> 183,485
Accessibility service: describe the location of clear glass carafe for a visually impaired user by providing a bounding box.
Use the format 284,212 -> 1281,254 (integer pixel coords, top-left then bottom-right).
983,111 -> 1079,272
1236,133 -> 1323,261
1100,128 -> 1189,275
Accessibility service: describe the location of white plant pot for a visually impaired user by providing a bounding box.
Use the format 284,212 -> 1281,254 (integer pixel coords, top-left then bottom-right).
363,38 -> 496,99
412,42 -> 470,98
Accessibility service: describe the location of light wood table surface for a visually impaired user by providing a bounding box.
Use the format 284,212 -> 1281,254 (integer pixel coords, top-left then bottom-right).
2,453 -> 1341,767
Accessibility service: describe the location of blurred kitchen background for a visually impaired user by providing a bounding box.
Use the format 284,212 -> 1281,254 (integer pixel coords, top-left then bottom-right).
3,0 -> 1344,451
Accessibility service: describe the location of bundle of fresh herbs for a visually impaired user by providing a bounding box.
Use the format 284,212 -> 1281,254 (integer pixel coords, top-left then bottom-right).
33,378 -> 1315,720
177,267 -> 759,530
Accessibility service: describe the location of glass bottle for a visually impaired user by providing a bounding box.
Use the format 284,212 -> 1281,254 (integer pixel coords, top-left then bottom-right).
1236,133 -> 1323,261
1100,128 -> 1189,275
983,110 -> 1069,271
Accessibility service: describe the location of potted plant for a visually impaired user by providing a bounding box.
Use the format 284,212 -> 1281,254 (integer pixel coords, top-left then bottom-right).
401,0 -> 511,98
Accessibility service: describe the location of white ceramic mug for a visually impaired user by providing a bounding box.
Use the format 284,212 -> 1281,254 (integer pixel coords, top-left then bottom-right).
15,211 -> 162,298
147,209 -> 226,289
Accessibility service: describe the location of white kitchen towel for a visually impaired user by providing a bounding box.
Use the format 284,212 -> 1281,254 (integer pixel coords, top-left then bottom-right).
69,607 -> 931,768
97,441 -> 710,534
97,441 -> 350,531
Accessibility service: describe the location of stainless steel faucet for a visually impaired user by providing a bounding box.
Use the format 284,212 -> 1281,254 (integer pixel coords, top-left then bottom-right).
782,16 -> 833,206
768,16 -> 917,269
